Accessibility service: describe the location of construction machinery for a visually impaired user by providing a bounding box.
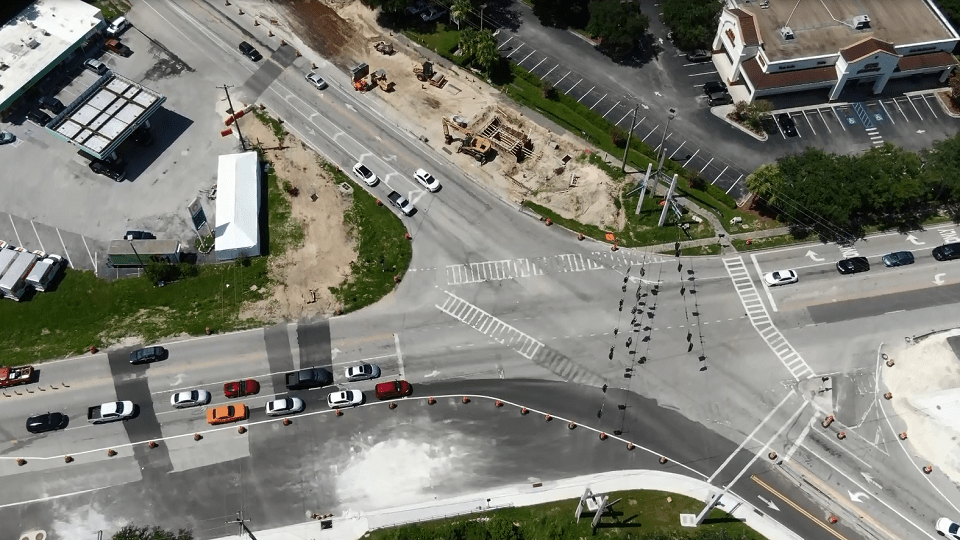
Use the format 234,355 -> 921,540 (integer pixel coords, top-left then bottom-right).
374,41 -> 395,55
413,61 -> 446,88
442,117 -> 493,164
371,69 -> 395,92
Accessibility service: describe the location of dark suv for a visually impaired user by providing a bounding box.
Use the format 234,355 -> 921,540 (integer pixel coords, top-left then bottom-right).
239,41 -> 262,61
836,256 -> 870,275
703,81 -> 732,106
27,109 -> 52,125
130,346 -> 167,364
39,96 -> 65,114
933,243 -> 960,261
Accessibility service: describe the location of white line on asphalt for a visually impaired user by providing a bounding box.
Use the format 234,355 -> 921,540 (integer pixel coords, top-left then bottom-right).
750,253 -> 778,312
0,487 -> 111,510
506,43 -> 523,58
530,57 -> 546,72
543,64 -> 558,79
923,93 -> 939,118
892,98 -> 909,121
816,108 -> 831,133
616,110 -> 632,125
782,413 -> 816,463
30,221 -> 44,253
496,36 -> 513,50
801,110 -> 816,136
604,101 -> 620,118
641,125 -> 659,142
722,400 -> 809,496
687,148 -> 700,163
590,94 -> 607,110
831,106 -> 846,131
878,99 -> 894,125
9,214 -> 23,247
519,50 -> 534,64
908,96 -> 924,121
668,141 -> 685,159
576,85 -> 595,103
687,70 -> 717,77
567,78 -> 583,94
725,175 -> 743,194
708,390 -> 794,482
699,157 -> 714,174
394,332 -> 404,379
56,229 -> 72,268
556,70 -> 571,86
711,165 -> 728,185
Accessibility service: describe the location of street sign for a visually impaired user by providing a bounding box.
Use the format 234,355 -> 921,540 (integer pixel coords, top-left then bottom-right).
188,197 -> 207,231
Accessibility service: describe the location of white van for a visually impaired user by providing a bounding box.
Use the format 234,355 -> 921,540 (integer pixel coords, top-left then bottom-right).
106,16 -> 130,37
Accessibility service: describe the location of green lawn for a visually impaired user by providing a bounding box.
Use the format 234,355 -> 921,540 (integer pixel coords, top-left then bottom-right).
371,489 -> 766,540
91,0 -> 131,21
731,234 -> 807,252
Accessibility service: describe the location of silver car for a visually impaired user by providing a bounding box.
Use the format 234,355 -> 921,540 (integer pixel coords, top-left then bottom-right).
304,72 -> 328,90
327,390 -> 364,409
266,397 -> 305,417
170,390 -> 212,409
345,364 -> 381,382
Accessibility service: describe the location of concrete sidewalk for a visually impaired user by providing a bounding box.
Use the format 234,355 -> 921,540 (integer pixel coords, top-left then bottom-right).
212,470 -> 803,540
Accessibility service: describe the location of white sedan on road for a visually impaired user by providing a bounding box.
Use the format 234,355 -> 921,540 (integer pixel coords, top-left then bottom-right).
414,168 -> 440,192
170,390 -> 211,409
352,163 -> 378,186
764,270 -> 798,286
265,397 -> 305,417
304,71 -> 328,89
938,517 -> 960,539
327,390 -> 364,409
345,364 -> 381,382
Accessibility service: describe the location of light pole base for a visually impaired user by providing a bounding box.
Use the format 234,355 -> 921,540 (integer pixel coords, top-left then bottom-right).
679,514 -> 698,528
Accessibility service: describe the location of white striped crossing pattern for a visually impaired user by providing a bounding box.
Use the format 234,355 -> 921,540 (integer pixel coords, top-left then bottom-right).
445,251 -> 665,285
436,291 -> 544,359
722,256 -> 815,380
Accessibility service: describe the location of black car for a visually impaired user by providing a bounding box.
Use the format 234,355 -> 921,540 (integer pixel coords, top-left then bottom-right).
27,109 -> 52,126
933,242 -> 960,261
882,251 -> 915,267
703,82 -> 732,106
837,256 -> 870,275
777,114 -> 798,137
89,159 -> 127,182
124,230 -> 156,240
39,96 -> 65,114
26,412 -> 69,434
239,41 -> 262,62
130,346 -> 167,364
686,49 -> 711,62
131,125 -> 154,146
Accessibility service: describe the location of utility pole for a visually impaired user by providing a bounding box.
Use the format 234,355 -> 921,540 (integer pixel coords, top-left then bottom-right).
620,104 -> 640,172
225,510 -> 255,538
653,107 -> 677,196
634,163 -> 652,215
218,84 -> 246,151
658,174 -> 679,227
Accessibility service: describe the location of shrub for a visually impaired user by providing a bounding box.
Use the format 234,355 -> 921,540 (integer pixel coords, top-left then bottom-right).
487,516 -> 519,540
609,125 -> 628,147
542,85 -> 558,100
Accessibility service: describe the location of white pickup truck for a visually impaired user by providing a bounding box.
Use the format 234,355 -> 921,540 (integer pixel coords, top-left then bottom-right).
87,401 -> 136,424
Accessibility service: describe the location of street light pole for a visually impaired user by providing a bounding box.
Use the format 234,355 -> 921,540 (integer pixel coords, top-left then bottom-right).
653,107 -> 677,196
480,4 -> 487,31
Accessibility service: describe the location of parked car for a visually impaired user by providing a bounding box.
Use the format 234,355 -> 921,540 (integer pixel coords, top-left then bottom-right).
406,0 -> 428,15
38,96 -> 65,114
327,389 -> 364,409
83,58 -> 108,75
0,131 -> 15,145
375,380 -> 412,400
26,412 -> 68,434
387,190 -> 415,216
764,269 -> 798,286
106,16 -> 131,37
345,364 -> 381,382
352,163 -> 378,186
170,390 -> 211,408
414,168 -> 440,192
104,38 -> 132,57
686,49 -> 711,62
224,379 -> 260,398
89,159 -> 127,182
285,367 -> 332,390
933,243 -> 960,261
239,41 -> 262,62
124,230 -> 155,240
836,256 -> 870,275
777,114 -> 798,137
305,71 -> 328,89
206,404 -> 248,425
937,517 -> 960,540
27,109 -> 52,125
265,397 -> 305,417
129,345 -> 167,364
882,251 -> 915,267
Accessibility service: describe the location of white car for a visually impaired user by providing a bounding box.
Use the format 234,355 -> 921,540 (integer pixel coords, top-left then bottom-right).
345,364 -> 381,382
764,270 -> 798,286
304,72 -> 328,90
938,518 -> 960,539
170,390 -> 211,409
352,163 -> 378,186
327,390 -> 364,409
414,168 -> 440,192
106,16 -> 131,37
265,397 -> 305,417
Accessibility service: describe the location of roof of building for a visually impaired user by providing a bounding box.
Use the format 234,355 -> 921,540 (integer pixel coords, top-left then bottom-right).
48,72 -> 166,160
729,8 -> 761,46
741,57 -> 838,90
215,152 -> 261,259
733,0 -> 957,63
839,37 -> 898,62
0,0 -> 103,111
898,50 -> 959,71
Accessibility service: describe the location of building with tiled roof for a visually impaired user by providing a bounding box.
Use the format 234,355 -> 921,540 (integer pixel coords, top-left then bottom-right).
711,0 -> 959,102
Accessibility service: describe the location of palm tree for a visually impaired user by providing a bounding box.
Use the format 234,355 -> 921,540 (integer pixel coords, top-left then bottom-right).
459,27 -> 479,59
473,29 -> 499,72
451,0 -> 472,30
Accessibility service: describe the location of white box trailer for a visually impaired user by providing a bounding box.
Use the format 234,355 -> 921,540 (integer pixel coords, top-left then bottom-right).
0,248 -> 18,277
0,251 -> 39,301
25,254 -> 64,292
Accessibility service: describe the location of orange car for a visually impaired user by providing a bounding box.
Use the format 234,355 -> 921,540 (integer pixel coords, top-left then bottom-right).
206,404 -> 248,425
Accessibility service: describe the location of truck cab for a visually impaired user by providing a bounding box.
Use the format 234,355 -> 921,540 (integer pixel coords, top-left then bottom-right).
88,401 -> 136,424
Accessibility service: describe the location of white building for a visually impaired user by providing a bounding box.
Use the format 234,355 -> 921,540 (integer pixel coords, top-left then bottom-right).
215,152 -> 262,261
712,0 -> 959,102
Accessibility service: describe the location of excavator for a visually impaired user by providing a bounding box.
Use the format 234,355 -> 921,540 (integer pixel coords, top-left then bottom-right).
441,117 -> 493,164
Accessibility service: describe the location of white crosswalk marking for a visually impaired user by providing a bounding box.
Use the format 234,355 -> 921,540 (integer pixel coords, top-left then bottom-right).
722,256 -> 815,380
436,291 -> 544,359
444,252 -> 665,285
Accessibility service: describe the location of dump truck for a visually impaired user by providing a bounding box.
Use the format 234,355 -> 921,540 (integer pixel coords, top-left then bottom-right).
0,250 -> 38,300
0,365 -> 34,388
88,401 -> 136,424
107,239 -> 182,268
25,253 -> 64,292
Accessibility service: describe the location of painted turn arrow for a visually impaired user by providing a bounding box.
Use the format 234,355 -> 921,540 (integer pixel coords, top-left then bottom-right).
806,250 -> 824,262
331,348 -> 341,359
934,273 -> 946,285
848,490 -> 869,503
757,496 -> 780,511
906,234 -> 925,245
861,471 -> 883,489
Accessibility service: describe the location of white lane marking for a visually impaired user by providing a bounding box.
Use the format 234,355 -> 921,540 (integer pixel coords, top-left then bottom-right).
782,413 -> 816,463
30,221 -> 45,253
80,233 -> 94,270
56,229 -> 73,268
708,390 -> 794,482
9,214 -> 23,246
436,291 -> 543,359
750,253 -> 778,313
394,332 -> 404,379
699,157 -> 714,174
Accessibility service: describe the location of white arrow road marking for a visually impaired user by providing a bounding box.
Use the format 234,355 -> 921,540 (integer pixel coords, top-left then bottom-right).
383,155 -> 397,162
641,103 -> 649,110
906,234 -> 925,245
654,91 -> 663,97
408,188 -> 426,205
757,496 -> 780,511
934,273 -> 946,285
848,490 -> 869,503
171,374 -> 186,386
917,129 -> 926,134
861,471 -> 883,489
345,103 -> 357,112
424,370 -> 440,378
331,348 -> 341,359
805,250 -> 824,262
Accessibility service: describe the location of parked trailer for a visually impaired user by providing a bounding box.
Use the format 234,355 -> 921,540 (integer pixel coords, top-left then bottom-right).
107,239 -> 182,268
0,251 -> 38,300
0,247 -> 18,276
26,254 -> 64,292
0,365 -> 34,388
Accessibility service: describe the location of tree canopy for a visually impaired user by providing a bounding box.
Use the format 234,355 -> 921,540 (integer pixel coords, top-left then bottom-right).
459,28 -> 500,72
112,526 -> 193,540
531,0 -> 590,29
585,0 -> 650,52
661,0 -> 723,50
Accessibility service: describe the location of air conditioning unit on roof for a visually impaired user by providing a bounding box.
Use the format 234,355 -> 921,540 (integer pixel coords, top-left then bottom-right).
854,15 -> 871,29
780,26 -> 795,40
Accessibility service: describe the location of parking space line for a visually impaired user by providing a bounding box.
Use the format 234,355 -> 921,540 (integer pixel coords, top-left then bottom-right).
921,94 -> 938,118
891,99 -> 908,121
831,106 -> 847,131
688,148 -> 700,163
907,96 -> 923,121
505,43 -> 524,58
590,94 -> 607,110
543,64 -> 558,79
801,110 -> 816,136
30,221 -> 44,253
604,101 -> 620,118
687,70 -> 717,77
56,229 -> 74,269
668,141 -> 685,159
616,109 -> 632,125
774,117 -> 786,139
555,71 -> 571,86
641,125 -> 659,142
878,100 -> 895,125
726,174 -> 744,194
531,57 -> 546,72
699,157 -> 714,174
519,50 -> 535,64
712,165 -> 729,185
576,85 -> 595,103
816,109 -> 831,133
8,215 -> 23,247
80,234 -> 95,270
497,36 -> 513,50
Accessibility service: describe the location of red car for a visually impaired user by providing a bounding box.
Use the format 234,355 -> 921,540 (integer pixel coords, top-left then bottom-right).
375,380 -> 412,400
224,379 -> 260,398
